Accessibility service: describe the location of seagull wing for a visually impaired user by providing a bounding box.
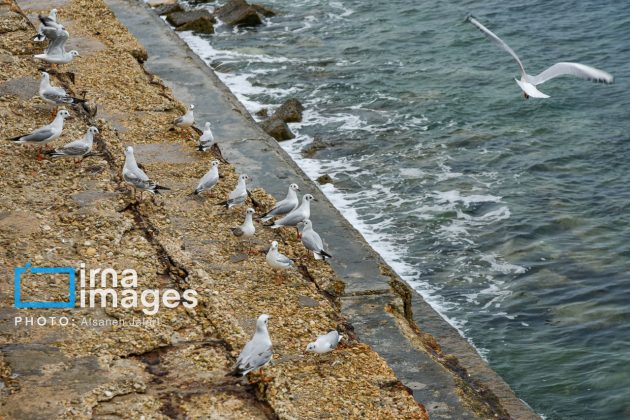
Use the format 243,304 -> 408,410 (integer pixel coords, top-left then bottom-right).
275,252 -> 294,267
18,128 -> 55,143
264,199 -> 296,218
467,16 -> 526,77
42,90 -> 73,105
44,28 -> 68,55
527,62 -> 614,86
234,336 -> 272,374
302,230 -> 324,252
273,209 -> 304,227
55,138 -> 90,156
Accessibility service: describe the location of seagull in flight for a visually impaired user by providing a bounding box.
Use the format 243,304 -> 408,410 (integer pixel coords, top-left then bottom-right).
466,16 -> 614,99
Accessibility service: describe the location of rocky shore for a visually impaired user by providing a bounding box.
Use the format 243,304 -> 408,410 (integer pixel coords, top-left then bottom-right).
0,0 -> 427,417
0,0 -> 539,418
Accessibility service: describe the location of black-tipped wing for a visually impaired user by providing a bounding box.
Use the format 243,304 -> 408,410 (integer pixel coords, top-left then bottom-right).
528,62 -> 614,86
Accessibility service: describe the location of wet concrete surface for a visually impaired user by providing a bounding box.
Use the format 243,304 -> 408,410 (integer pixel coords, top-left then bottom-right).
102,0 -> 540,419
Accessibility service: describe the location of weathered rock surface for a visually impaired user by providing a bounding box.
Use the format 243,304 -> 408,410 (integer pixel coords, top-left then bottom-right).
272,97 -> 304,123
166,10 -> 215,33
317,174 -> 333,185
259,116 -> 294,141
215,0 -> 262,27
301,136 -> 328,157
252,3 -> 276,17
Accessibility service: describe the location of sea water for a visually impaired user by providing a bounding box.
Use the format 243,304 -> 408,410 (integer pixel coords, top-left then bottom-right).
176,1 -> 630,418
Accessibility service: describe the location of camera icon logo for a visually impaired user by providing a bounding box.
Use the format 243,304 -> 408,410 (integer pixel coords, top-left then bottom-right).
14,263 -> 76,309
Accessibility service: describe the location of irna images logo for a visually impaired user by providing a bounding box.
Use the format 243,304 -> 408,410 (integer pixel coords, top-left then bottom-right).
13,262 -> 198,315
14,263 -> 76,309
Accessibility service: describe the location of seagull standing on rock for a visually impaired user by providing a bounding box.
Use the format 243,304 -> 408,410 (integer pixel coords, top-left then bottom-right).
197,121 -> 214,151
266,240 -> 294,282
173,104 -> 194,140
306,330 -> 342,354
221,173 -> 249,209
232,207 -> 256,253
122,146 -> 170,200
232,208 -> 256,238
260,183 -> 300,222
7,109 -> 70,159
229,314 -> 273,378
299,219 -> 332,261
45,126 -> 98,162
466,15 -> 614,99
39,71 -> 85,116
194,160 -> 220,196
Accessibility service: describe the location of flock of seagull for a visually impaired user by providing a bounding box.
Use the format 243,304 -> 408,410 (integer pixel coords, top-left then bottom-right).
6,7 -> 615,379
7,8 -> 340,379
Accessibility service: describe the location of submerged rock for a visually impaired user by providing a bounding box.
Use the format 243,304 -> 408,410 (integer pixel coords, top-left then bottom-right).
316,174 -> 333,185
215,0 -> 262,27
301,137 -> 328,157
153,3 -> 182,16
146,0 -> 177,6
272,98 -> 304,123
166,10 -> 216,33
260,117 -> 294,141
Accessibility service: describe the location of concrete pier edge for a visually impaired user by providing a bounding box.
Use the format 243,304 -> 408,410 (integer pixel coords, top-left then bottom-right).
100,0 -> 538,418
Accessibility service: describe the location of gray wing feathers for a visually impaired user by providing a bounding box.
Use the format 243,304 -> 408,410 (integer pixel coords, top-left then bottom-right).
20,128 -> 54,143
276,253 -> 294,266
57,144 -> 89,156
302,231 -> 324,252
274,211 -> 304,227
42,91 -> 73,104
197,173 -> 218,192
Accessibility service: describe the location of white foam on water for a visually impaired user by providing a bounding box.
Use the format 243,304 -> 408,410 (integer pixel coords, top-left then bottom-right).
481,253 -> 528,275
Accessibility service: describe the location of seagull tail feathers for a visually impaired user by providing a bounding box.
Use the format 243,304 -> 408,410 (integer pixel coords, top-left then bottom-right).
320,250 -> 332,260
152,184 -> 170,194
226,367 -> 246,377
43,149 -> 62,157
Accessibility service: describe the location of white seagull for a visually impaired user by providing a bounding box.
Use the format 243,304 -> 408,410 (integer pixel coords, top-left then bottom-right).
229,314 -> 273,377
260,183 -> 300,222
45,126 -> 98,160
221,173 -> 249,209
466,16 -> 614,99
7,109 -> 70,157
122,146 -> 170,198
269,194 -> 314,229
299,219 -> 332,261
197,122 -> 214,151
39,71 -> 85,113
266,241 -> 294,279
194,160 -> 220,196
306,330 -> 342,354
173,104 -> 194,140
232,208 -> 256,238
